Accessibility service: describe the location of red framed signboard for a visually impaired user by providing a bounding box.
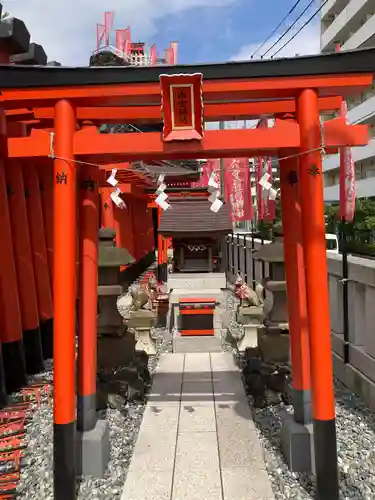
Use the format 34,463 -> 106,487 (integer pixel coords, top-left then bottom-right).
160,73 -> 204,142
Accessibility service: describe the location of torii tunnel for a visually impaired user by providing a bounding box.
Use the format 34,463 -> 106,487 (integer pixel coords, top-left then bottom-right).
0,43 -> 374,500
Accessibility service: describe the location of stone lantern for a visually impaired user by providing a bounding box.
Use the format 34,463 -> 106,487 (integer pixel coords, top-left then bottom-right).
97,228 -> 136,371
254,223 -> 289,362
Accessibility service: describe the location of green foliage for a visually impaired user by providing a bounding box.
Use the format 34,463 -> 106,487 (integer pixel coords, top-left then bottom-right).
325,198 -> 375,233
324,198 -> 375,255
256,195 -> 375,255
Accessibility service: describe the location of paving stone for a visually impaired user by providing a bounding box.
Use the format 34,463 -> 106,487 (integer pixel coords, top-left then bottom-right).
174,431 -> 219,471
121,467 -> 173,500
184,353 -> 211,372
173,431 -> 221,499
141,405 -> 180,432
213,374 -> 246,398
157,353 -> 185,373
217,422 -> 266,468
148,372 -> 182,406
173,336 -> 222,353
130,428 -> 177,470
213,376 -> 247,405
210,352 -> 238,372
172,470 -> 222,500
215,400 -> 257,432
221,466 -> 275,500
181,380 -> 214,404
178,403 -> 216,433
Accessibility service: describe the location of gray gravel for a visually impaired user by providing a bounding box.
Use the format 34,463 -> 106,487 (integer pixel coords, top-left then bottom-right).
18,284 -> 375,500
17,326 -> 171,500
224,287 -> 375,500
17,265 -> 172,500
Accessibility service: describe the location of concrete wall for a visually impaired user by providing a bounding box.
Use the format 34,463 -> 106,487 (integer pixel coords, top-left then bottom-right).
226,234 -> 375,411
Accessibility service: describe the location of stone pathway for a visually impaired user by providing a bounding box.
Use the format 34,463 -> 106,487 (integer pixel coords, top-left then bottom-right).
121,352 -> 274,500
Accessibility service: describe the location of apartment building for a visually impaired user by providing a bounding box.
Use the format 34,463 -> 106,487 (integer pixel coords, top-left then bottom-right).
320,0 -> 375,202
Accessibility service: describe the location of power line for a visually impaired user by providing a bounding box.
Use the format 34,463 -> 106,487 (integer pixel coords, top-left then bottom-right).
251,0 -> 303,58
260,0 -> 316,59
270,0 -> 329,58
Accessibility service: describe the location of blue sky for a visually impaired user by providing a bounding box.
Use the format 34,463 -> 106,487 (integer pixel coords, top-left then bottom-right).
3,0 -> 321,66
152,0 -> 320,64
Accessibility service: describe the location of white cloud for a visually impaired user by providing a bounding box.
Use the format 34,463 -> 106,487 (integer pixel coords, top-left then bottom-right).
231,21 -> 320,61
3,0 -> 237,66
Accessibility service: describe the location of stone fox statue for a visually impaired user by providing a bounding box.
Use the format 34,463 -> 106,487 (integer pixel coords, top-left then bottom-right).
235,273 -> 264,307
129,284 -> 152,311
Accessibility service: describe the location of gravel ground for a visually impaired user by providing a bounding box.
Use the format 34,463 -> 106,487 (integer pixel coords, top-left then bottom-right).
17,265 -> 172,500
17,326 -> 171,500
224,288 -> 375,500
18,283 -> 375,500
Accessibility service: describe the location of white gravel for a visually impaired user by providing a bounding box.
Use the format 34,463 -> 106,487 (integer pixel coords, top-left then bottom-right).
17,284 -> 375,500
16,264 -> 172,500
16,326 -> 172,500
224,287 -> 375,500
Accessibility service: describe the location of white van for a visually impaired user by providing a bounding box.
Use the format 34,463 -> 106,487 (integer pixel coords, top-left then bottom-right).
326,233 -> 339,254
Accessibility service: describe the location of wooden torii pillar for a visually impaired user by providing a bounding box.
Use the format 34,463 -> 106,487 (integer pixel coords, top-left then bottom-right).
53,99 -> 77,500
298,89 -> 339,500
3,64 -> 374,500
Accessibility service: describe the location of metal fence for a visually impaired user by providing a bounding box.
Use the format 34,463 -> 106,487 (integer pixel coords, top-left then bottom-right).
225,234 -> 270,286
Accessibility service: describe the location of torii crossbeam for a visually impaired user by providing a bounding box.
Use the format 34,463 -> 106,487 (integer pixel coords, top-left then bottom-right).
1,46 -> 375,500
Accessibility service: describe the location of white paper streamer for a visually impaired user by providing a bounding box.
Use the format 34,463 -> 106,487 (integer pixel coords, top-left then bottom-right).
268,187 -> 278,201
155,192 -> 168,204
259,172 -> 270,187
110,188 -> 126,209
156,182 -> 166,194
107,168 -> 118,187
155,192 -> 170,210
157,174 -> 165,185
208,172 -> 219,189
210,198 -> 223,213
158,199 -> 171,211
208,190 -> 220,203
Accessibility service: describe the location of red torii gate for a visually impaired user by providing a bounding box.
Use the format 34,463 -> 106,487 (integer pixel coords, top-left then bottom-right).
0,48 -> 374,500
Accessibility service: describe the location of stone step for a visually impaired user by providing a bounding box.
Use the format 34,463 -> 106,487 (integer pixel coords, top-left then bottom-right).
173,336 -> 222,353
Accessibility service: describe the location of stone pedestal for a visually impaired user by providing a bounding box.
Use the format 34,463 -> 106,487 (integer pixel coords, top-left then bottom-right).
127,309 -> 157,355
258,331 -> 290,363
133,327 -> 156,355
254,234 -> 290,362
280,411 -> 314,473
76,419 -> 110,478
236,306 -> 264,354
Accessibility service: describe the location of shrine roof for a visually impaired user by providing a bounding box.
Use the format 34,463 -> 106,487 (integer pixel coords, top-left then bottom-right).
158,198 -> 231,236
0,46 -> 374,89
144,162 -> 200,180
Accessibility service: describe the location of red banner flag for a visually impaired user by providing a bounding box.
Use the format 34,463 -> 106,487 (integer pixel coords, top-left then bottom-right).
170,42 -> 178,64
255,157 -> 263,220
115,28 -> 130,54
150,44 -> 157,65
192,161 -> 211,188
104,11 -> 114,46
262,157 -> 275,222
339,101 -> 356,222
224,158 -> 252,222
207,159 -> 220,187
169,47 -> 175,64
255,119 -> 275,222
96,24 -> 105,50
